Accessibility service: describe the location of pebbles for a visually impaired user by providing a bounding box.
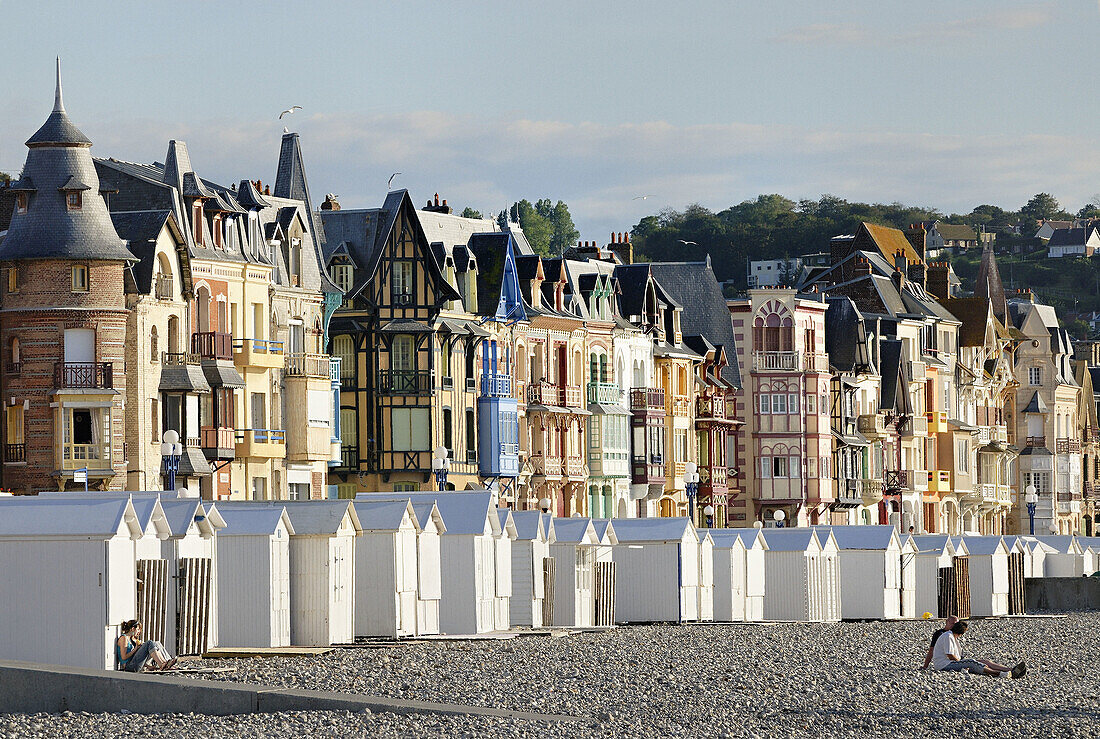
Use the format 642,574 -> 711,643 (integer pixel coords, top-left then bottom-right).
5,614 -> 1100,737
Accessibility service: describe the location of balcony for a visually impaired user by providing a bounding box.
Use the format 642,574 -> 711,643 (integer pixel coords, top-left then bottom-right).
192,331 -> 233,361
231,339 -> 285,370
3,443 -> 25,463
669,395 -> 691,417
200,426 -> 235,460
562,385 -> 583,408
1056,437 -> 1082,454
857,413 -> 888,439
162,351 -> 200,366
565,456 -> 585,477
527,382 -> 559,406
901,415 -> 928,438
531,453 -> 563,477
751,351 -> 829,372
378,369 -> 431,395
885,470 -> 923,492
631,452 -> 665,486
61,444 -> 110,471
630,387 -> 665,411
700,465 -> 728,489
155,274 -> 173,300
235,428 -> 287,459
587,381 -> 622,405
927,470 -> 951,493
973,483 -> 999,504
926,411 -> 947,433
1025,436 -> 1047,449
481,373 -> 513,398
695,395 -> 727,420
858,479 -> 885,504
337,445 -> 359,469
284,352 -> 331,378
54,362 -> 113,389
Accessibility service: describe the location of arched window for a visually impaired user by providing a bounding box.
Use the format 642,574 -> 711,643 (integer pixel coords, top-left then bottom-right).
150,326 -> 159,362
167,316 -> 179,355
599,355 -> 608,383
659,497 -> 675,517
8,337 -> 20,371
196,286 -> 211,332
442,408 -> 453,455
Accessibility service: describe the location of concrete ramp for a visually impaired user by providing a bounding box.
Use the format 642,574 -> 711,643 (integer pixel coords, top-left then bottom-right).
0,660 -> 579,723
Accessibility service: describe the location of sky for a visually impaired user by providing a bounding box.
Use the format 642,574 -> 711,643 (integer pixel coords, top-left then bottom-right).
2,1 -> 1099,239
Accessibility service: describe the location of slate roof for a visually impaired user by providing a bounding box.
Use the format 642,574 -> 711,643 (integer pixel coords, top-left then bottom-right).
647,261 -> 741,388
358,491 -> 500,536
824,297 -> 870,373
110,210 -> 173,294
274,133 -> 324,246
1022,391 -> 1049,414
352,499 -> 417,532
0,497 -> 139,538
944,297 -> 994,347
817,524 -> 898,550
1048,227 -> 1092,247
217,507 -> 294,536
609,517 -> 696,543
550,517 -> 599,545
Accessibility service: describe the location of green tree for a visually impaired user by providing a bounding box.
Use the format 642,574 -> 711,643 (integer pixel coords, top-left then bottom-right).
0,172 -> 11,185
547,200 -> 579,256
460,207 -> 483,219
506,198 -> 578,257
1019,193 -> 1067,228
510,199 -> 554,257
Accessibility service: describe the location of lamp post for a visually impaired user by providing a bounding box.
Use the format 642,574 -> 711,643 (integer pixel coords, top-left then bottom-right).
431,445 -> 450,492
684,461 -> 699,524
160,430 -> 183,492
703,504 -> 715,528
539,497 -> 551,514
773,509 -> 786,528
1024,485 -> 1038,536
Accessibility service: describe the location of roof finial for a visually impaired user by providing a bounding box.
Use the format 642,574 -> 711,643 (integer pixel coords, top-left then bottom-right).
54,57 -> 65,113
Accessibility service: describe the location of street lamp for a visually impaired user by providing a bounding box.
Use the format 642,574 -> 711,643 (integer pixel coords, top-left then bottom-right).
431,445 -> 450,492
1024,485 -> 1038,536
160,430 -> 183,492
1049,521 -> 1059,535
539,497 -> 551,514
703,504 -> 715,528
684,461 -> 700,523
773,509 -> 786,528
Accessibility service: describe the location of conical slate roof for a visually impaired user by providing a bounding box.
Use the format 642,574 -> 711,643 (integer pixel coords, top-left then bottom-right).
0,61 -> 134,263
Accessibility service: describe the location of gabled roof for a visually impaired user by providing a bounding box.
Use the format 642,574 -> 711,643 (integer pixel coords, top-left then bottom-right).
931,222 -> 976,241
408,501 -> 446,534
856,222 -> 923,265
702,529 -> 748,550
1034,535 -> 1082,554
590,518 -> 617,545
0,497 -> 141,538
817,524 -> 899,551
353,499 -> 419,533
217,507 -> 295,537
276,500 -> 361,535
357,491 -> 501,536
550,517 -> 599,545
953,535 -> 1007,556
1022,391 -> 1049,414
911,534 -> 965,556
157,498 -> 214,538
722,528 -> 769,550
503,509 -> 552,542
1047,227 -> 1095,247
610,517 -> 697,543
943,297 -> 996,347
274,132 -> 324,246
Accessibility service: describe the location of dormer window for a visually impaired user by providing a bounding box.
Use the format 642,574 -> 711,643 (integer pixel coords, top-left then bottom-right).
15,193 -> 27,215
192,202 -> 203,245
66,192 -> 82,211
212,214 -> 223,248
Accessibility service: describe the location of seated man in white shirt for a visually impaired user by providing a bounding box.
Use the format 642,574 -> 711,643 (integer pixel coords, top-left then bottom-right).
932,621 -> 1026,679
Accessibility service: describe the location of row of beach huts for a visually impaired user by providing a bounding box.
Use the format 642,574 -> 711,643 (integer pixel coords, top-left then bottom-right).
1,490 -> 1098,671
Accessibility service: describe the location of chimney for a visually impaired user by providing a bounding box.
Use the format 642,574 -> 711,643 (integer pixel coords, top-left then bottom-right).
264,185 -> 270,196
609,231 -> 633,264
926,261 -> 951,299
905,224 -> 927,289
434,193 -> 440,207
321,194 -> 341,211
854,256 -> 872,277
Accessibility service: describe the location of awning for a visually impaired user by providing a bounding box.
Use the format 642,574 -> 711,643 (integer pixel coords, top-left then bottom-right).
979,442 -> 1008,454
526,403 -> 592,416
329,317 -> 367,334
831,429 -> 870,446
159,363 -> 212,393
202,363 -> 247,388
379,319 -> 432,333
464,321 -> 491,338
830,496 -> 863,509
435,317 -> 469,335
588,403 -> 630,415
178,447 -> 213,476
947,418 -> 979,433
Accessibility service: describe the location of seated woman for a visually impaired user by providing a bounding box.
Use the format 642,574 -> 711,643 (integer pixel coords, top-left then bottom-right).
116,620 -> 177,672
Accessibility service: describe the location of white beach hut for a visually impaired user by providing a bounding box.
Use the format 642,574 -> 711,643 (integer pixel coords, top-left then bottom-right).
351,498 -> 422,638
953,536 -> 1010,617
820,526 -> 916,620
611,518 -> 710,623
704,529 -> 749,622
549,517 -> 600,627
215,507 -> 294,648
589,518 -> 619,626
753,527 -> 841,622
501,510 -> 554,628
0,497 -> 144,670
360,492 -> 515,634
910,535 -> 969,618
733,529 -> 768,621
1036,536 -> 1086,577
407,501 -> 446,635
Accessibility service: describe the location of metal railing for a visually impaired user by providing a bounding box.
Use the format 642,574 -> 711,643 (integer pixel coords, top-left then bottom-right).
284,353 -> 331,377
587,382 -> 622,405
191,331 -> 233,360
751,351 -> 829,372
481,373 -> 512,397
3,443 -> 25,463
1056,437 -> 1082,454
378,369 -> 431,394
629,387 -> 665,411
696,396 -> 726,419
162,352 -> 200,365
54,362 -> 113,389
339,445 -> 358,469
670,395 -> 691,417
155,274 -> 173,300
235,428 -> 286,445
234,338 -> 285,355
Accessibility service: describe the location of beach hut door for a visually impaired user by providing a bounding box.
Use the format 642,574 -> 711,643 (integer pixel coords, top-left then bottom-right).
175,557 -> 212,655
136,559 -> 168,645
1007,552 -> 1025,615
541,558 -> 556,625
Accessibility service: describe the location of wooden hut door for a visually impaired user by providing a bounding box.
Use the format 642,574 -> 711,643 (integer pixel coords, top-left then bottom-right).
1007,552 -> 1025,615
594,561 -> 617,626
541,558 -> 556,626
936,566 -> 956,619
136,559 -> 169,645
953,556 -> 971,619
176,558 -> 212,656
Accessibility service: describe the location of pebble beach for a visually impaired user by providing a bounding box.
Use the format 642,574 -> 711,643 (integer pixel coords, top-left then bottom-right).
4,614 -> 1100,738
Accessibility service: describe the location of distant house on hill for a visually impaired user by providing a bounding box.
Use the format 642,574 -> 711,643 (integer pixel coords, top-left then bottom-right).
921,220 -> 978,257
1046,225 -> 1100,259
1036,219 -> 1074,241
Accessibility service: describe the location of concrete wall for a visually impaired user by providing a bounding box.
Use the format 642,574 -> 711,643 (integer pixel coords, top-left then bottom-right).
1025,577 -> 1100,612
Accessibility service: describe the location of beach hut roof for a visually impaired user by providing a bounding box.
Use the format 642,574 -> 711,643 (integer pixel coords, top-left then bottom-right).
911,534 -> 964,556
818,525 -> 899,551
701,529 -> 748,550
758,527 -> 821,552
353,499 -> 419,533
1034,535 -> 1082,554
408,501 -> 447,534
610,517 -> 698,544
590,518 -> 618,545
157,498 -> 214,538
358,492 -> 503,536
0,497 -> 142,538
506,510 -> 554,543
218,507 -> 295,537
551,517 -> 599,545
952,536 -> 1007,555
722,528 -> 770,550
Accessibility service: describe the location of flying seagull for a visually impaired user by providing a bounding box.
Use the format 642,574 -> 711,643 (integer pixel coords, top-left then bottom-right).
388,172 -> 402,189
632,195 -> 649,200
678,239 -> 698,246
278,105 -> 302,119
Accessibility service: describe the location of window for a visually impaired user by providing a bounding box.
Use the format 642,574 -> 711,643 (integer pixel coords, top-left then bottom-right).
392,335 -> 414,371
759,394 -> 771,414
71,265 -> 88,292
8,337 -> 20,369
956,439 -> 969,473
466,409 -> 476,461
151,400 -> 160,441
393,481 -> 419,492
391,408 -> 430,451
251,477 -> 267,500
6,404 -> 25,446
331,264 -> 353,293
333,335 -> 355,379
66,191 -> 82,211
788,393 -> 799,414
442,408 -> 453,456
15,193 -> 27,215
289,483 -> 310,501
163,395 -> 182,437
150,327 -> 159,363
62,406 -> 106,466
192,202 -> 203,245
212,215 -> 223,248
771,393 -> 786,414
1029,367 -> 1042,386
392,260 -> 414,300
7,266 -> 17,294
806,394 -> 816,414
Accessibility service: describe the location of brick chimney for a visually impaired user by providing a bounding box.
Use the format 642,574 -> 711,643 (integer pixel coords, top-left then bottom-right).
853,256 -> 872,277
320,194 -> 341,211
926,261 -> 951,299
608,231 -> 633,264
422,193 -> 453,214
